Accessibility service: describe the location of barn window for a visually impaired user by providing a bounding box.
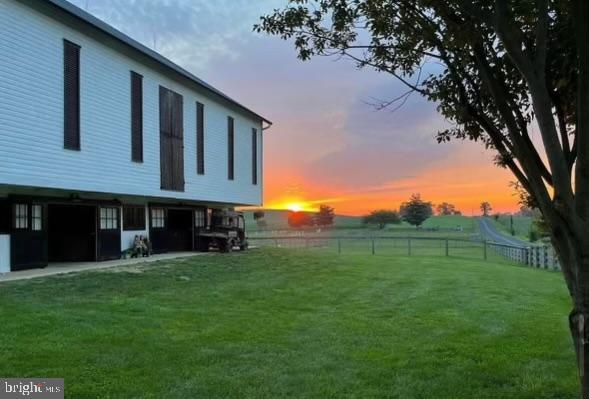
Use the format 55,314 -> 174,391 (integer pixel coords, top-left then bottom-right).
196,102 -> 205,175
252,128 -> 258,185
195,209 -> 206,228
64,39 -> 81,150
123,205 -> 146,231
151,208 -> 165,228
131,71 -> 143,162
32,205 -> 42,231
100,207 -> 119,230
14,204 -> 28,230
228,116 -> 234,180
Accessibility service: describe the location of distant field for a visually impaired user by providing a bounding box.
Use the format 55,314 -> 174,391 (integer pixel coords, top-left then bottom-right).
244,211 -> 478,240
243,209 -> 361,231
490,215 -> 532,242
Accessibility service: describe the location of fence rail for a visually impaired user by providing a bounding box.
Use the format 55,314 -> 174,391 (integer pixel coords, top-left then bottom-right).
247,236 -> 561,271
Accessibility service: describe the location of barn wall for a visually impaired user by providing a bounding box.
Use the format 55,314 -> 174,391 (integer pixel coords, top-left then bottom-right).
0,0 -> 264,206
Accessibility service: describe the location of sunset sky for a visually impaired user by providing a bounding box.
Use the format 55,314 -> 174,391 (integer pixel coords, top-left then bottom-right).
72,0 -> 523,216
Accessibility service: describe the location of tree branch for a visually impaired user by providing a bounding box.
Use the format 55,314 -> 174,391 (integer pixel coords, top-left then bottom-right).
534,0 -> 549,78
572,0 -> 589,220
494,0 -> 574,204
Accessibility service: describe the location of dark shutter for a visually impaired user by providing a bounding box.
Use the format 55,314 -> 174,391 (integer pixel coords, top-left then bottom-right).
172,91 -> 185,190
159,86 -> 185,191
63,39 -> 81,150
131,71 -> 143,162
228,116 -> 234,180
160,87 -> 172,189
196,102 -> 205,175
252,128 -> 258,185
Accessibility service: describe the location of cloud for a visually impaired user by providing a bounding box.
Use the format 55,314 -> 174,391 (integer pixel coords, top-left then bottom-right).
67,0 -> 284,70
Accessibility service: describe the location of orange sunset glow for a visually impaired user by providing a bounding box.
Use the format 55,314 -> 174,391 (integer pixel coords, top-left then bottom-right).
262,139 -> 520,217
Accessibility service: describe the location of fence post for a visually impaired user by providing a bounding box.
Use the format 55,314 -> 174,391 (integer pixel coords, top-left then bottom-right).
526,248 -> 530,265
371,239 -> 375,255
483,240 -> 487,261
337,239 -> 341,254
445,239 -> 449,257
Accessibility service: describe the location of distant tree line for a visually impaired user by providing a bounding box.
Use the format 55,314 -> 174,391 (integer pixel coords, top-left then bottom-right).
287,204 -> 335,228
362,194 -> 434,229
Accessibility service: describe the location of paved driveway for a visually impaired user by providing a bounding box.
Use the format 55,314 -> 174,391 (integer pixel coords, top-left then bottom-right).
477,218 -> 529,247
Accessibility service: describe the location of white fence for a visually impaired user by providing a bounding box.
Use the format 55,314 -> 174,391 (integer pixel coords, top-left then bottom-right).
487,242 -> 561,271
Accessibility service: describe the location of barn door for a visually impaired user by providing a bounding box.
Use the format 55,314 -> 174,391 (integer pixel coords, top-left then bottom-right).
159,86 -> 184,192
97,206 -> 121,261
10,202 -> 47,270
149,207 -> 168,253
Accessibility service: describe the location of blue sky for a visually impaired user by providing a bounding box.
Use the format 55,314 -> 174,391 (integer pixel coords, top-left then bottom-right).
68,0 -> 516,214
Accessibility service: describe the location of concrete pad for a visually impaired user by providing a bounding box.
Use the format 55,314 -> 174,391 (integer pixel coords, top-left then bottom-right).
0,252 -> 205,283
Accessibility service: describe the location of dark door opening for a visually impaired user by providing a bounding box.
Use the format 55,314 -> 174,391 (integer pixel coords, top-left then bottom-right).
167,209 -> 193,252
48,204 -> 96,262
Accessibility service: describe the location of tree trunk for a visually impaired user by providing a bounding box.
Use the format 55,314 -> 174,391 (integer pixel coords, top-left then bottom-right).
554,229 -> 589,398
570,307 -> 589,398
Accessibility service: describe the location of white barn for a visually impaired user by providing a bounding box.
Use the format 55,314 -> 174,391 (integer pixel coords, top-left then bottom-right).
0,0 -> 271,271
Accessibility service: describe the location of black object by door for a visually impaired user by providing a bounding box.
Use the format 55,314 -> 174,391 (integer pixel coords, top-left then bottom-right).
11,202 -> 48,271
97,206 -> 121,261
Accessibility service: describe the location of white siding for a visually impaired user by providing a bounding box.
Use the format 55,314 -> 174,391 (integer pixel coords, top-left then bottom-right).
0,0 -> 263,206
120,206 -> 149,251
0,235 -> 10,273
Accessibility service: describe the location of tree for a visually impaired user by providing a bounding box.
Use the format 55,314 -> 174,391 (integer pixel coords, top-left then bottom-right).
314,204 -> 335,227
287,211 -> 312,228
256,2 -> 589,392
362,210 -> 401,229
480,202 -> 493,217
400,194 -> 433,228
518,206 -> 535,217
253,210 -> 266,228
253,210 -> 265,221
436,202 -> 459,216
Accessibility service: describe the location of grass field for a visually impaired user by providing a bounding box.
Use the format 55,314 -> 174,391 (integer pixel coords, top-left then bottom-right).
0,248 -> 576,398
245,210 -> 477,240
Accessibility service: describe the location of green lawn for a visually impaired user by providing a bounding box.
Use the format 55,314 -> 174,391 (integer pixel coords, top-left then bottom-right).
421,214 -> 475,230
491,215 -> 533,242
0,248 -> 577,398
